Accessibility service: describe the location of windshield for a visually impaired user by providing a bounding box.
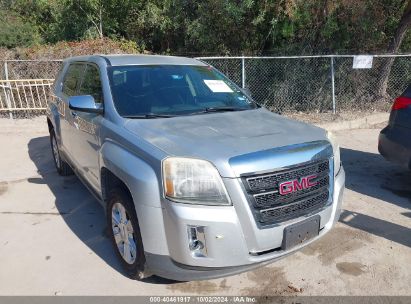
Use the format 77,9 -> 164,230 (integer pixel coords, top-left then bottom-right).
107,65 -> 257,117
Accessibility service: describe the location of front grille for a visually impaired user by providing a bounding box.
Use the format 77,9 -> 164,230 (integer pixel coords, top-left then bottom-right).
242,159 -> 331,226
254,175 -> 329,208
259,192 -> 329,223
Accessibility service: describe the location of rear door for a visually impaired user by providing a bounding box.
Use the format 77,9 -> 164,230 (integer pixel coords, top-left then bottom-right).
68,63 -> 104,191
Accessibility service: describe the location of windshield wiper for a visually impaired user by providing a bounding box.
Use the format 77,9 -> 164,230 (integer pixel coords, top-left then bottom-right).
188,107 -> 248,115
124,107 -> 247,119
205,106 -> 247,112
123,113 -> 175,119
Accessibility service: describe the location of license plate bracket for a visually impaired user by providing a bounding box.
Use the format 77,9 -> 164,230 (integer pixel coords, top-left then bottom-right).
282,215 -> 320,250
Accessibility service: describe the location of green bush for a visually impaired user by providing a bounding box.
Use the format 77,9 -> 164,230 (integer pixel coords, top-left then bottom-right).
0,11 -> 41,48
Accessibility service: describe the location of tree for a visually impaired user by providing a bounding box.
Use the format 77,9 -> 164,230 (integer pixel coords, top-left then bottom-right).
1,0 -> 410,57
76,0 -> 103,38
0,11 -> 41,48
377,0 -> 411,98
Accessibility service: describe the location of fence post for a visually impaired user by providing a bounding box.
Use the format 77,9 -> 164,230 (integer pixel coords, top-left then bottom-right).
330,56 -> 336,114
241,56 -> 246,89
4,61 -> 13,119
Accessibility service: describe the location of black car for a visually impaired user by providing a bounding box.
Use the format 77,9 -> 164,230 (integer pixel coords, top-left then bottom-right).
379,86 -> 411,168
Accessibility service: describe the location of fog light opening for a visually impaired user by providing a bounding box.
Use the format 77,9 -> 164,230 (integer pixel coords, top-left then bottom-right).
187,225 -> 207,257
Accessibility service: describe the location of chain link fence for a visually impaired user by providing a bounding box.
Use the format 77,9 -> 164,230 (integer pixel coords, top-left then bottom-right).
198,55 -> 411,114
0,60 -> 62,118
0,60 -> 62,80
333,56 -> 411,111
1,55 -> 410,118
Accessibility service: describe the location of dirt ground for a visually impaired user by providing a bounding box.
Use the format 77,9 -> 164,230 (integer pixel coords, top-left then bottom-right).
285,109 -> 390,125
0,117 -> 410,296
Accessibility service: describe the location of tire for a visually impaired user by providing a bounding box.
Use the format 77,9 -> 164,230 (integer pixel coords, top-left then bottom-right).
107,187 -> 150,280
50,130 -> 73,176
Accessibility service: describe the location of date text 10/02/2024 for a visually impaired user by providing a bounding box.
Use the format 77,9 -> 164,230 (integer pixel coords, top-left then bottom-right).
149,297 -> 257,303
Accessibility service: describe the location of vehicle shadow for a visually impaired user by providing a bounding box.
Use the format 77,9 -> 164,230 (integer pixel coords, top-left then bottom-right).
339,210 -> 411,248
340,147 -> 411,247
27,135 -> 178,284
341,147 -> 411,210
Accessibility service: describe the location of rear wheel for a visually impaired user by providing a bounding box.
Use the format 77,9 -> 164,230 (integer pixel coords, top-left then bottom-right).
107,188 -> 150,280
50,131 -> 73,176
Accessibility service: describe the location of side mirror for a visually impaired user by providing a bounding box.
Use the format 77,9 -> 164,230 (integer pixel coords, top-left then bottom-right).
68,95 -> 103,114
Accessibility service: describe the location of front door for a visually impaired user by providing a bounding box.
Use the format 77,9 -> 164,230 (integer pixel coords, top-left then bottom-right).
69,63 -> 104,191
60,63 -> 86,161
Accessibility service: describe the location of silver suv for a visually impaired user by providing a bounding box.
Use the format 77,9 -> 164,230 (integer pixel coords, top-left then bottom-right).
46,55 -> 345,281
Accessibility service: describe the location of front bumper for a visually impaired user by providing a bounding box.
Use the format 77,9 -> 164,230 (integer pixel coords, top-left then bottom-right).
146,166 -> 345,281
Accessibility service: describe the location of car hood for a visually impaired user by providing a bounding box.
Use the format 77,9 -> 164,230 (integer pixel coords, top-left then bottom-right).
124,108 -> 330,177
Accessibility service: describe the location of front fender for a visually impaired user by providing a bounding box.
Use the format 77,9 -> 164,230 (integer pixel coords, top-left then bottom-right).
100,140 -> 163,209
100,140 -> 170,255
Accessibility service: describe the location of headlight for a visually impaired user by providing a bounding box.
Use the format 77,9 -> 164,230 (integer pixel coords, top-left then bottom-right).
326,131 -> 341,175
162,157 -> 231,205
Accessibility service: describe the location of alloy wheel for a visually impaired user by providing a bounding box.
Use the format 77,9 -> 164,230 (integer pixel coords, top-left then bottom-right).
51,135 -> 61,169
111,202 -> 137,264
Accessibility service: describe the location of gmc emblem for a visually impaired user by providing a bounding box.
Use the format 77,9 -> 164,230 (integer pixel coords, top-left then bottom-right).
279,174 -> 318,195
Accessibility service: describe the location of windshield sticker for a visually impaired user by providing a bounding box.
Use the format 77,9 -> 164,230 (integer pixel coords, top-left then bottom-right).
204,80 -> 233,93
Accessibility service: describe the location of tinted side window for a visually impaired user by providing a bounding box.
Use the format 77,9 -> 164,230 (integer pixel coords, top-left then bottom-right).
78,65 -> 103,103
62,64 -> 84,96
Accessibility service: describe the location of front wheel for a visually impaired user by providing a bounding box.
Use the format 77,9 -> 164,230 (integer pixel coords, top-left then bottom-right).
107,188 -> 150,280
50,131 -> 73,176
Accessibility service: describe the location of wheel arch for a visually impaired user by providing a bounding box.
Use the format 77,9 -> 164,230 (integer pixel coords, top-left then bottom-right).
99,141 -> 163,209
101,167 -> 134,208
47,117 -> 54,132
47,107 -> 62,145
100,150 -> 169,256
